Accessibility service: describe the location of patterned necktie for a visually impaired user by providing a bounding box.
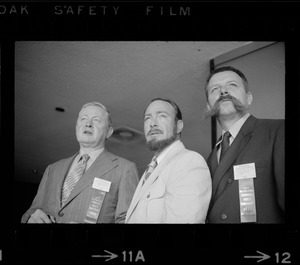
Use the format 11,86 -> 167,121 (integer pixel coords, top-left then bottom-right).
61,154 -> 90,206
143,156 -> 158,185
219,131 -> 231,163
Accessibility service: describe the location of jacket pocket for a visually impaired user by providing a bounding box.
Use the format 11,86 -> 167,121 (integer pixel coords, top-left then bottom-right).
146,184 -> 165,200
255,159 -> 268,169
145,184 -> 166,222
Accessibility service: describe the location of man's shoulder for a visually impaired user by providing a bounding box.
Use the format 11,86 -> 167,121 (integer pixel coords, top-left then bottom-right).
104,150 -> 136,166
175,146 -> 206,163
165,141 -> 205,160
255,117 -> 285,130
163,148 -> 208,174
48,155 -> 75,167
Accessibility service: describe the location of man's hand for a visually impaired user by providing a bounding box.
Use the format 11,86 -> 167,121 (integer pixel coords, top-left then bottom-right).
27,209 -> 56,223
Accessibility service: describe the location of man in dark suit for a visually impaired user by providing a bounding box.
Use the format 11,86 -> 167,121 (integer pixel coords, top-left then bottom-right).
21,102 -> 139,223
204,66 -> 284,223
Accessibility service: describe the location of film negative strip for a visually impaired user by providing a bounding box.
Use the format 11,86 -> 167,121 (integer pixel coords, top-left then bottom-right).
2,224 -> 300,264
1,1 -> 300,264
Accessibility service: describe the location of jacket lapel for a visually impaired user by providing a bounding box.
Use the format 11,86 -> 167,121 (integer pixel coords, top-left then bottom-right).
207,138 -> 220,178
211,115 -> 257,201
61,150 -> 117,209
126,141 -> 185,221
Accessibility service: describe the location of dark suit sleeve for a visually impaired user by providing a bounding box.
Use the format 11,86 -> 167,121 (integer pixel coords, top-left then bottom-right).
114,162 -> 139,223
20,165 -> 51,223
273,120 -> 285,212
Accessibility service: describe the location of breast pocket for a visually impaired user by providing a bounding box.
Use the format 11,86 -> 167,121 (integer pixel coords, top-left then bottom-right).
145,184 -> 166,222
146,184 -> 165,200
254,159 -> 268,173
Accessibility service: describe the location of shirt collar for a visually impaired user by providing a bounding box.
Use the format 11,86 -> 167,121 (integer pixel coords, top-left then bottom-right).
78,147 -> 104,164
155,140 -> 180,165
215,113 -> 250,147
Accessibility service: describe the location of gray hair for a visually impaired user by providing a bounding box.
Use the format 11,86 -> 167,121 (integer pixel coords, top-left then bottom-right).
80,102 -> 112,127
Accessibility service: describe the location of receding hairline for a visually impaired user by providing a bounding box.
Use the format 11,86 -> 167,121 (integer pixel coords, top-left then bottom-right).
79,102 -> 112,126
205,67 -> 250,97
81,102 -> 109,112
144,98 -> 183,121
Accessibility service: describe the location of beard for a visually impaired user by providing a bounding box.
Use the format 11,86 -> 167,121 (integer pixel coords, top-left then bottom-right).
204,94 -> 249,119
146,128 -> 178,152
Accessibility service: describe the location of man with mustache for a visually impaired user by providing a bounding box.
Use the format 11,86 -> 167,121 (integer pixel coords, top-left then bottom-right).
125,98 -> 212,223
205,66 -> 284,223
21,102 -> 139,223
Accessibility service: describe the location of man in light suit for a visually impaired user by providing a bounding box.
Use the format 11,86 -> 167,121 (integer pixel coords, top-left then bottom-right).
125,98 -> 212,223
204,66 -> 284,223
21,102 -> 139,223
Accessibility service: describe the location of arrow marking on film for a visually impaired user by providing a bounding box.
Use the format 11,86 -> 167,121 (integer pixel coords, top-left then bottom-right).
92,250 -> 118,262
244,250 -> 270,263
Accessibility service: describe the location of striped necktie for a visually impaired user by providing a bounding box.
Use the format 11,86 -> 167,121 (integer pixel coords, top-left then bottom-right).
143,157 -> 158,185
219,131 -> 231,163
61,154 -> 90,206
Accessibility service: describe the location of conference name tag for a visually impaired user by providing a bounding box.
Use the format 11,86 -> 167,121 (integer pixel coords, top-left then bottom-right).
92,178 -> 111,192
84,178 -> 111,224
234,163 -> 257,223
233,162 -> 256,180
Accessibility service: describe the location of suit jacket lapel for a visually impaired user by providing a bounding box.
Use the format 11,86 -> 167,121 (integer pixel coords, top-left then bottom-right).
126,141 -> 185,220
61,150 -> 117,209
212,115 -> 257,201
207,139 -> 219,178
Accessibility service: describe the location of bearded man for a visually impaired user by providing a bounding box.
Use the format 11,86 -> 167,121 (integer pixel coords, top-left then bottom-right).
125,98 -> 211,223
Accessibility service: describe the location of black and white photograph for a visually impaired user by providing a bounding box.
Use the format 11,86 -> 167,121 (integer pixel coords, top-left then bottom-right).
14,41 -> 285,225
0,1 -> 299,264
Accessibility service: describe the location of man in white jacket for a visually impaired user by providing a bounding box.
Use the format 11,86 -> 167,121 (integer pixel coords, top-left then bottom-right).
125,98 -> 212,223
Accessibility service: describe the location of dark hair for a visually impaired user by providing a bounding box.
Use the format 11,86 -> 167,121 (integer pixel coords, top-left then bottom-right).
149,98 -> 183,121
205,66 -> 249,98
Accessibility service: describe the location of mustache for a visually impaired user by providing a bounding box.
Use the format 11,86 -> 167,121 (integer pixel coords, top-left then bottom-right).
204,94 -> 249,119
147,129 -> 163,136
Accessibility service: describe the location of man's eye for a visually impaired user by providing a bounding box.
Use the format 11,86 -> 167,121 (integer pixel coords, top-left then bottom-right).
229,83 -> 237,87
210,87 -> 218,94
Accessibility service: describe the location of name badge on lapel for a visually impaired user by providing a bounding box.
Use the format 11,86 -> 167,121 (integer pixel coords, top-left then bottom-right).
233,163 -> 257,223
92,178 -> 111,192
84,178 -> 111,224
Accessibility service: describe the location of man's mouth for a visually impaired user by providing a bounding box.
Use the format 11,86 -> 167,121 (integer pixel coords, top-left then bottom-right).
148,130 -> 163,137
219,97 -> 232,103
216,97 -> 234,107
83,130 -> 93,135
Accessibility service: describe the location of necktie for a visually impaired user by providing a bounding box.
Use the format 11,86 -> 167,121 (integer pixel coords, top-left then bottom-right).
219,131 -> 231,163
61,154 -> 90,206
143,157 -> 158,185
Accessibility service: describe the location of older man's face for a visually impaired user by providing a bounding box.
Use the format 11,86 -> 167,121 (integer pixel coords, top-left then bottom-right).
76,105 -> 111,149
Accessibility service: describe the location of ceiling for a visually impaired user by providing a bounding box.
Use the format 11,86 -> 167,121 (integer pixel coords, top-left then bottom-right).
14,41 -> 249,183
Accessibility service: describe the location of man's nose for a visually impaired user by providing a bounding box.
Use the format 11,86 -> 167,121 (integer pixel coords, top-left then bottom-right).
150,118 -> 158,127
220,86 -> 229,96
85,120 -> 92,127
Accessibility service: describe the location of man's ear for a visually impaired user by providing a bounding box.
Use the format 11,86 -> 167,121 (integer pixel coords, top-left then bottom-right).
176,120 -> 184,134
247,92 -> 253,105
206,102 -> 211,111
106,127 -> 114,139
